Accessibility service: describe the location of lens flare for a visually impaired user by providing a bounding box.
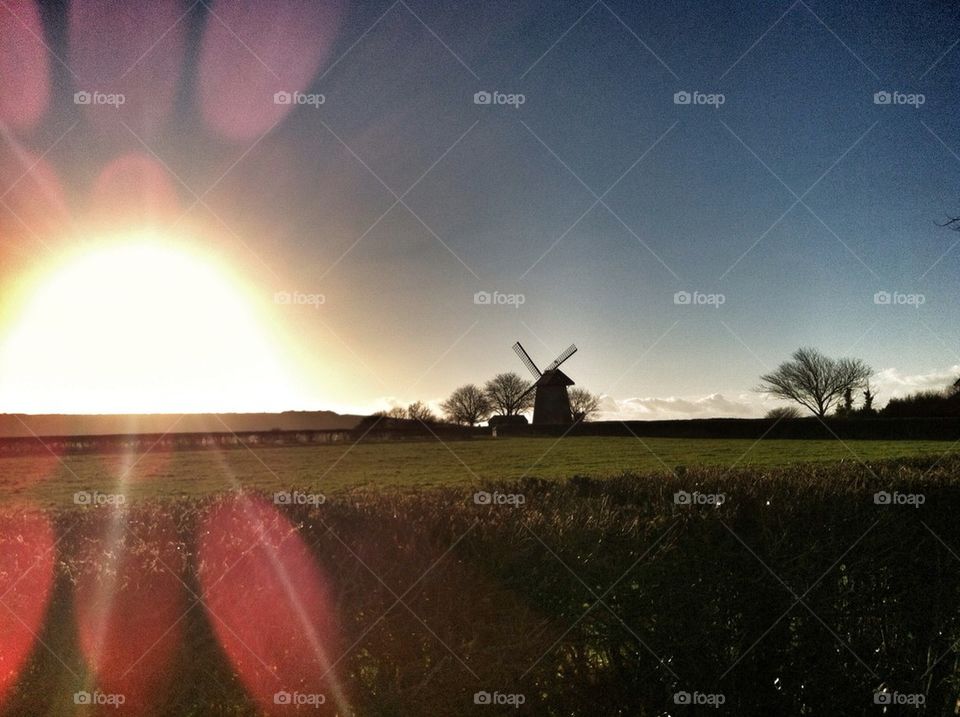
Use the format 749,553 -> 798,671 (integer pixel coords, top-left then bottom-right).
74,508 -> 185,713
0,510 -> 55,710
69,0 -> 187,138
0,0 -> 49,131
0,140 -> 70,254
90,153 -> 181,228
198,0 -> 343,140
197,494 -> 346,715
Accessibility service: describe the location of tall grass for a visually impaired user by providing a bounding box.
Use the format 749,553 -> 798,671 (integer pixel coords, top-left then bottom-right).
5,455 -> 960,715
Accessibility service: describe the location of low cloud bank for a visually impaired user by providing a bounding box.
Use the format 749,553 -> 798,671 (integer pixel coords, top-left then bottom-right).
596,393 -> 766,421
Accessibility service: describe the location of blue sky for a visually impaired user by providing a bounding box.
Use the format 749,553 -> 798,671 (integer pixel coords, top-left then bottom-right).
289,0 -> 960,416
3,0 -> 960,417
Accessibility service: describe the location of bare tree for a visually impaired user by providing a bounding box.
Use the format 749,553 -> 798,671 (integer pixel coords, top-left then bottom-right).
940,210 -> 960,233
373,406 -> 408,420
484,372 -> 534,416
441,384 -> 492,426
568,387 -> 601,422
756,347 -> 872,417
406,401 -> 436,423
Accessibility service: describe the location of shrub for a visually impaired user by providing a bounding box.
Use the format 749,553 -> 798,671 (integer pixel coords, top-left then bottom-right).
765,405 -> 801,420
882,389 -> 960,418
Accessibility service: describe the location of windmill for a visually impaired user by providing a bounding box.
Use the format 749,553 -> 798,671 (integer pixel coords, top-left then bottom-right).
513,341 -> 578,425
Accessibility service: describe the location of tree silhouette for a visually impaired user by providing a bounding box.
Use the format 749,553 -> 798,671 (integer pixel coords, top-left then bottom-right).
484,372 -> 534,416
756,347 -> 871,418
406,401 -> 436,423
441,385 -> 492,426
568,387 -> 601,422
835,387 -> 854,417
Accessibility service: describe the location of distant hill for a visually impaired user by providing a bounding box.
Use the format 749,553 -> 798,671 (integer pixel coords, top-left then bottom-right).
0,411 -> 364,438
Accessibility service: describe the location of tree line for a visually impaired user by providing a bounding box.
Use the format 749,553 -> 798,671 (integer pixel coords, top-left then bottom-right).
376,372 -> 601,426
757,346 -> 960,419
380,346 -> 960,425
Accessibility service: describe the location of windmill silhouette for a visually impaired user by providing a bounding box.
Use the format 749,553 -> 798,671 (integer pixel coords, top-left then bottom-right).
513,342 -> 578,425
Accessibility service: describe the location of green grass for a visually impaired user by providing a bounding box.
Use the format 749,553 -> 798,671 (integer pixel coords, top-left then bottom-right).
3,435 -> 959,508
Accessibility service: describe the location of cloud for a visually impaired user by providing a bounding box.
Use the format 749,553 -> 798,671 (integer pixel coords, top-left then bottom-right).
870,364 -> 960,400
596,392 -> 767,421
597,365 -> 960,420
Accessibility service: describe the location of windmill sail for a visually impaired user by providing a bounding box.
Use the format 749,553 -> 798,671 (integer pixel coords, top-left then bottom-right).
518,382 -> 537,400
512,342 -> 541,378
545,344 -> 577,371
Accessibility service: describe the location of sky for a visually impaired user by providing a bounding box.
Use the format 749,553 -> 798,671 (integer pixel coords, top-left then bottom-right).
1,0 -> 960,418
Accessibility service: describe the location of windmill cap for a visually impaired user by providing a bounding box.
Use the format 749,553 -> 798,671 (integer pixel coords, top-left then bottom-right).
535,368 -> 574,386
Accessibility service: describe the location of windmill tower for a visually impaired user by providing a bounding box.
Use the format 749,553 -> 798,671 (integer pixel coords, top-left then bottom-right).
513,342 -> 578,425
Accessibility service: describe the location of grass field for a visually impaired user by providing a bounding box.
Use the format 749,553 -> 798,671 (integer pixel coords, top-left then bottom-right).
5,454 -> 960,715
2,435 -> 958,508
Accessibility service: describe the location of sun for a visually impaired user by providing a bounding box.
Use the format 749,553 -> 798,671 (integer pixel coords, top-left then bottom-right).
0,236 -> 306,414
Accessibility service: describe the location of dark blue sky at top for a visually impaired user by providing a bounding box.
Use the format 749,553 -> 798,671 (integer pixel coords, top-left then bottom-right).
22,0 -> 960,412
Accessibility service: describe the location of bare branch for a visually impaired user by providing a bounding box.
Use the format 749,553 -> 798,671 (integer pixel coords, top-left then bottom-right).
484,372 -> 535,416
440,384 -> 492,426
756,347 -> 871,417
569,387 -> 601,422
